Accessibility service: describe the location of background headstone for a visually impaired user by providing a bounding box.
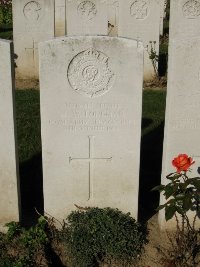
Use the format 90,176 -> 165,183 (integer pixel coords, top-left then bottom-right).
12,0 -> 55,79
0,39 -> 20,229
118,0 -> 160,80
159,0 -> 166,35
55,0 -> 66,36
108,0 -> 119,36
160,0 -> 200,229
170,0 -> 200,41
39,36 -> 143,222
66,0 -> 108,35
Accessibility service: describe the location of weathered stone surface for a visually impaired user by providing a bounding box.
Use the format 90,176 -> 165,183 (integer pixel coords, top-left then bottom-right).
160,0 -> 200,230
108,0 -> 119,36
66,0 -> 108,35
12,0 -> 54,79
160,37 -> 200,229
170,0 -> 200,41
39,36 -> 143,222
0,39 -> 20,227
118,0 -> 160,80
55,0 -> 66,36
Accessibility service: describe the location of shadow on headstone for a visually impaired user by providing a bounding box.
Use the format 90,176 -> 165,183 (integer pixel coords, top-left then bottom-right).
138,121 -> 165,223
19,152 -> 44,227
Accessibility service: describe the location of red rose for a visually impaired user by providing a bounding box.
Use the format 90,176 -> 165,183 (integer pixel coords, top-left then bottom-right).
172,154 -> 195,173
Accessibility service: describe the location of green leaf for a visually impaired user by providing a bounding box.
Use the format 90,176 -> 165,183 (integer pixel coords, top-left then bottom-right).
165,205 -> 176,221
166,173 -> 181,181
175,193 -> 185,200
164,184 -> 174,199
191,180 -> 200,190
151,185 -> 165,192
183,195 -> 193,212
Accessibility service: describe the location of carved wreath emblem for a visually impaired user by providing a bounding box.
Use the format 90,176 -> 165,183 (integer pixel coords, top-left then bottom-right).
77,1 -> 97,20
130,0 -> 149,19
182,0 -> 200,18
23,1 -> 42,21
67,48 -> 115,98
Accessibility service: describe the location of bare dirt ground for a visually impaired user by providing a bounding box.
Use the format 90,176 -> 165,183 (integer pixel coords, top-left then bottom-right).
15,79 -> 39,90
137,215 -> 169,267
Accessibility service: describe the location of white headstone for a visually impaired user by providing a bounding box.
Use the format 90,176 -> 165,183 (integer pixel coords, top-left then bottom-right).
160,0 -> 165,35
66,0 -> 108,35
160,0 -> 200,229
169,0 -> 200,41
108,0 -> 119,37
39,36 -> 143,222
160,37 -> 200,230
0,39 -> 20,228
12,0 -> 55,79
55,0 -> 66,36
118,0 -> 160,81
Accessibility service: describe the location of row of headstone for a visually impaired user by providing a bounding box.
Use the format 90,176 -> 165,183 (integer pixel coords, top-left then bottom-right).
0,39 -> 20,231
160,0 -> 200,229
56,0 -> 166,37
13,0 -> 55,79
5,0 -> 200,230
13,0 -> 162,81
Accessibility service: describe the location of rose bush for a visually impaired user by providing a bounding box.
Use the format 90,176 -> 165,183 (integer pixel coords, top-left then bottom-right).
153,154 -> 200,266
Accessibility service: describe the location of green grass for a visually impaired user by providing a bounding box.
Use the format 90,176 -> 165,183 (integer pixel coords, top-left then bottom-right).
0,24 -> 12,40
15,90 -> 41,163
142,90 -> 166,136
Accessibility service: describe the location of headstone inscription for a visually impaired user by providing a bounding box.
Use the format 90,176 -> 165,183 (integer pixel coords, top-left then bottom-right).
12,0 -> 55,79
118,0 -> 160,80
66,0 -> 108,35
55,0 -> 66,36
39,36 -> 143,222
160,0 -> 200,229
0,39 -> 20,229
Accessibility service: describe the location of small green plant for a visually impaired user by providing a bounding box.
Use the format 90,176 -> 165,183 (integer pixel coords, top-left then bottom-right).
153,154 -> 200,267
62,207 -> 148,267
0,1 -> 12,25
147,41 -> 159,79
0,216 -> 53,267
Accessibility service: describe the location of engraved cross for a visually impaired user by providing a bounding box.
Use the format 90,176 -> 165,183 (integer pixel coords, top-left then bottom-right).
69,136 -> 112,201
25,40 -> 38,61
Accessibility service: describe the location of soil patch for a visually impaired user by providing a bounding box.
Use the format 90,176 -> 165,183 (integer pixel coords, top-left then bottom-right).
15,79 -> 39,90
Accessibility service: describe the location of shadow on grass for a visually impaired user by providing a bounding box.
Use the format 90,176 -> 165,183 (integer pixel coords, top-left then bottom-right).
19,153 -> 44,228
138,120 -> 165,223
